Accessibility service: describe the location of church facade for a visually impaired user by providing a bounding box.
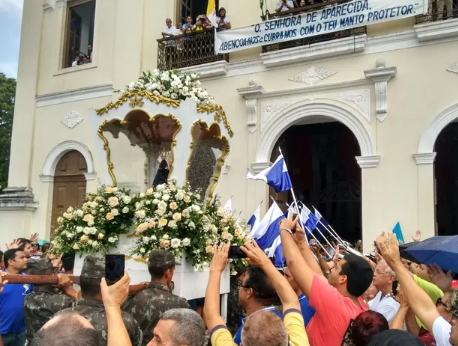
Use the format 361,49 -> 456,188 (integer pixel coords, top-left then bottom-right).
1,0 -> 458,251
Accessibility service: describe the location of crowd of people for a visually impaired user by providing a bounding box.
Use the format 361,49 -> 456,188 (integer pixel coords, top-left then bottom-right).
71,45 -> 93,67
0,218 -> 457,346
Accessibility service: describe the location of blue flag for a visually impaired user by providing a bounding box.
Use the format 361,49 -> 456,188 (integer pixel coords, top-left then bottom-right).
247,154 -> 292,193
392,222 -> 405,243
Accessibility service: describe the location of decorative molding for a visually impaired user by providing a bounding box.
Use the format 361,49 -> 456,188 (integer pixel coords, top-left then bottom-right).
364,64 -> 397,122
289,66 -> 337,86
41,140 -> 95,180
413,153 -> 437,165
180,61 -> 228,79
260,35 -> 367,68
417,103 -> 458,154
84,172 -> 97,181
356,156 -> 381,169
55,0 -> 67,8
42,3 -> 54,13
36,84 -> 113,108
447,61 -> 458,74
62,111 -> 84,129
256,103 -> 375,164
0,187 -> 38,211
237,80 -> 266,134
251,162 -> 271,174
414,18 -> 458,42
261,89 -> 371,129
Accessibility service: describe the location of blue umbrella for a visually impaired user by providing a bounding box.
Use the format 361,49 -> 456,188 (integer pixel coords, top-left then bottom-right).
405,236 -> 458,273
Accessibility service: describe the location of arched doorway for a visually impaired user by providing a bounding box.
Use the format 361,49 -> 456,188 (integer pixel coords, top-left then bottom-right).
270,121 -> 362,242
434,122 -> 458,236
50,150 -> 88,236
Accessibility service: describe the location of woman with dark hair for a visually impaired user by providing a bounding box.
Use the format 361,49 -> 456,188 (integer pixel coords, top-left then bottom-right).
341,311 -> 389,346
216,7 -> 231,30
367,330 -> 423,345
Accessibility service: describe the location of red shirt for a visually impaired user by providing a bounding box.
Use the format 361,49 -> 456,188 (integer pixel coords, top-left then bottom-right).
306,274 -> 367,346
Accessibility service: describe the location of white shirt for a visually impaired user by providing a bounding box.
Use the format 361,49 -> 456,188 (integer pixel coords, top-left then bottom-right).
368,291 -> 400,324
162,25 -> 177,35
432,316 -> 453,346
72,61 -> 77,67
216,15 -> 230,24
276,0 -> 294,12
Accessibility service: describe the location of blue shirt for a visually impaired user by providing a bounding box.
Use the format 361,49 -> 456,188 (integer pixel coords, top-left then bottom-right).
234,307 -> 283,345
298,293 -> 315,326
0,276 -> 33,334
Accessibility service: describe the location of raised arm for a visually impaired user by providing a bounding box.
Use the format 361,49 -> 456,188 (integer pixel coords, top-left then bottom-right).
292,225 -> 326,279
376,233 -> 440,332
280,215 -> 317,297
101,272 -> 133,346
241,240 -> 300,312
203,243 -> 229,332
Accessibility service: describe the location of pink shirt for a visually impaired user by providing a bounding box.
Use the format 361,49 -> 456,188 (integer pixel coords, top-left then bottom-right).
306,274 -> 367,346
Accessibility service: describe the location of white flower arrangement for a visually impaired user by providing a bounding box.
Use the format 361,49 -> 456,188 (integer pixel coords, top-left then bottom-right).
117,69 -> 215,105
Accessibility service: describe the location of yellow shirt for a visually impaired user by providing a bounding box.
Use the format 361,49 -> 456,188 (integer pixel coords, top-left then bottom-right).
414,275 -> 444,330
210,309 -> 310,346
193,26 -> 204,32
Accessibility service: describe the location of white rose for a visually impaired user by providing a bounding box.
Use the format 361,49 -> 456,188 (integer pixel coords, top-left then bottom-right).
92,241 -> 98,248
182,238 -> 191,246
151,235 -> 157,241
108,237 -> 116,243
146,188 -> 154,196
175,192 -> 184,201
189,221 -> 196,229
140,248 -> 146,254
145,200 -> 151,205
139,193 -> 145,198
192,205 -> 201,212
158,201 -> 167,210
72,244 -> 79,250
83,227 -> 90,235
122,207 -> 129,214
76,210 -> 84,217
88,239 -> 93,245
168,220 -> 177,229
162,194 -> 170,201
66,233 -> 74,239
123,196 -> 131,204
90,228 -> 97,235
91,210 -> 97,216
129,82 -> 135,89
90,202 -> 98,208
153,199 -> 159,205
143,236 -> 150,243
111,209 -> 119,216
76,226 -> 83,233
171,238 -> 181,248
135,210 -> 146,219
173,213 -> 181,221
163,234 -> 170,240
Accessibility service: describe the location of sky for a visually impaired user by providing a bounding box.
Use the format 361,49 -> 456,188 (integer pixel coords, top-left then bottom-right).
0,0 -> 23,79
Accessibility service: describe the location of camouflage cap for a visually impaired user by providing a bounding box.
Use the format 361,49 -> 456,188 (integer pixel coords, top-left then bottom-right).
27,258 -> 55,275
148,249 -> 175,268
81,255 -> 105,279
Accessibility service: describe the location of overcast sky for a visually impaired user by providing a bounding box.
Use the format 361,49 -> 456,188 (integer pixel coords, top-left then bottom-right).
0,0 -> 23,79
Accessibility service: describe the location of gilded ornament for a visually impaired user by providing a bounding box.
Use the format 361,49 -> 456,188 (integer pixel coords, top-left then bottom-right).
197,104 -> 234,138
129,94 -> 144,108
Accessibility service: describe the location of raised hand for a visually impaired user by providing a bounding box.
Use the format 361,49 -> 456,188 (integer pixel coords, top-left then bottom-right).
30,233 -> 39,243
412,230 -> 421,243
376,232 -> 401,268
241,240 -> 270,268
395,285 -> 409,307
279,213 -> 299,235
427,264 -> 453,292
292,223 -> 307,244
100,271 -> 130,308
210,242 -> 230,273
56,274 -> 72,290
0,272 -> 8,293
6,239 -> 23,250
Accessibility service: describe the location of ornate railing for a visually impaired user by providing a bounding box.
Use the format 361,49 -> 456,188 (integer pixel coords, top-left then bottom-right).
261,0 -> 367,53
416,1 -> 458,24
157,29 -> 229,70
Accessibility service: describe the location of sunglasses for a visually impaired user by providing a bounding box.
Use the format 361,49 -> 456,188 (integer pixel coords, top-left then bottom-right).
237,280 -> 255,291
436,297 -> 449,309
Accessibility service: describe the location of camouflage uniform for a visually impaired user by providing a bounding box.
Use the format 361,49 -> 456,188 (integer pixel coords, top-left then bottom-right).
23,258 -> 74,342
123,250 -> 190,346
59,255 -> 143,346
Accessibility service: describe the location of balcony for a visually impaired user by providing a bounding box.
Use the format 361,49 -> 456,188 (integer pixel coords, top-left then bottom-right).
416,2 -> 458,24
261,0 -> 367,53
157,29 -> 229,71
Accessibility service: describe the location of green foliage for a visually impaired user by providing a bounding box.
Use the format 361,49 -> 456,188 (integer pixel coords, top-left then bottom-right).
0,73 -> 16,190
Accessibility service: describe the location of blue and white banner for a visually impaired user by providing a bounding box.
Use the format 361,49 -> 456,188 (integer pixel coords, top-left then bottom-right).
215,0 -> 425,53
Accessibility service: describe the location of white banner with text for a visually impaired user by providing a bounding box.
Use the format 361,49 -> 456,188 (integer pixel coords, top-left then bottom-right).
215,0 -> 424,53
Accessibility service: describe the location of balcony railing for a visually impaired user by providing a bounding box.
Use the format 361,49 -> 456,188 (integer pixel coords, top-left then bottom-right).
157,29 -> 229,71
416,2 -> 458,24
261,0 -> 367,53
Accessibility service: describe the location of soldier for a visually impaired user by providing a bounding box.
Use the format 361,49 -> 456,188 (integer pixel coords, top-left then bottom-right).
24,258 -> 77,343
124,250 -> 190,346
58,255 -> 142,346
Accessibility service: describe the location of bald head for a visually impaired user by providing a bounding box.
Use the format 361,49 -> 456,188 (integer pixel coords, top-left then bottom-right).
31,312 -> 100,346
242,310 -> 288,346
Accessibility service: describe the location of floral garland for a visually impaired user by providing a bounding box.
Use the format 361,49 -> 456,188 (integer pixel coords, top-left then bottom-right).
117,69 -> 215,105
51,182 -> 250,272
131,181 -> 249,270
51,186 -> 138,255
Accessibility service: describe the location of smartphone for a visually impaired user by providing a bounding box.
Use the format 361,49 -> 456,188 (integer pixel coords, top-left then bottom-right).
291,213 -> 298,233
105,254 -> 125,286
228,246 -> 247,259
392,280 -> 399,296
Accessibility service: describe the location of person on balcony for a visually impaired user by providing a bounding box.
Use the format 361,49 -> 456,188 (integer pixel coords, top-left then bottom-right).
216,7 -> 231,30
162,18 -> 177,41
193,18 -> 204,32
182,16 -> 193,31
276,0 -> 295,13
